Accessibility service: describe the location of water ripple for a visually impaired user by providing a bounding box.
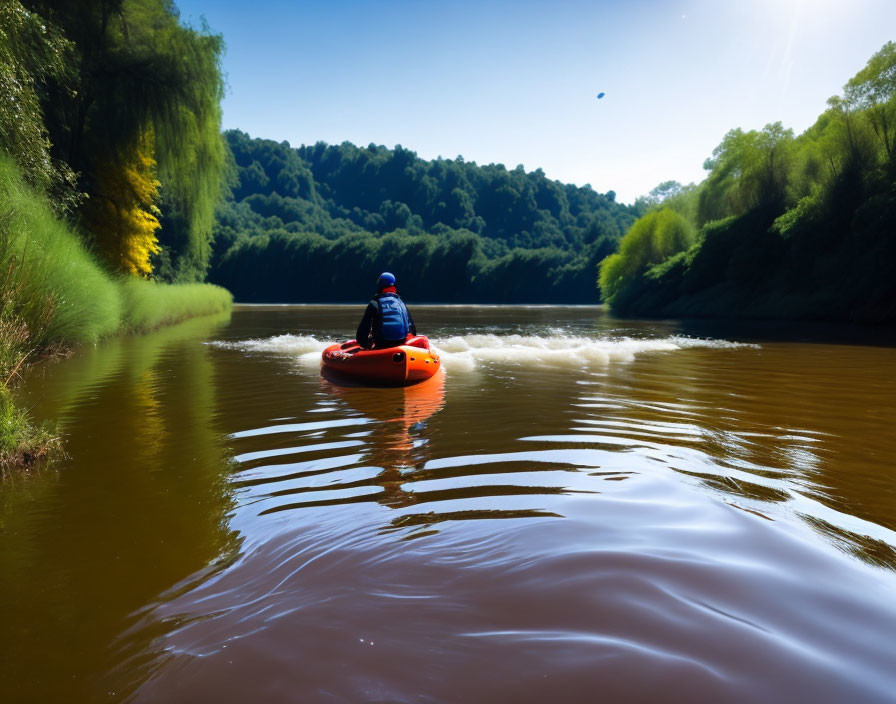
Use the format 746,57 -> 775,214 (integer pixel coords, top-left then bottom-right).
116,314 -> 896,703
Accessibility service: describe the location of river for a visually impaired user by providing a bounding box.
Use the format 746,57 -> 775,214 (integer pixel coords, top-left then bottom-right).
2,305 -> 895,703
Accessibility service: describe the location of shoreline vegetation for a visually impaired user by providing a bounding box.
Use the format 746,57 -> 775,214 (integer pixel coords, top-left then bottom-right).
0,153 -> 232,469
0,0 -> 231,470
598,42 -> 896,324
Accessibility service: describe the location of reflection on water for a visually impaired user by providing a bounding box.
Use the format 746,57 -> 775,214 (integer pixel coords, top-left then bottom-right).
3,305 -> 896,703
0,313 -> 238,703
242,370 -> 446,515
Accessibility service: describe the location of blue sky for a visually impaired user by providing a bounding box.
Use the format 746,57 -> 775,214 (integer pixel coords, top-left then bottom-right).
175,0 -> 896,203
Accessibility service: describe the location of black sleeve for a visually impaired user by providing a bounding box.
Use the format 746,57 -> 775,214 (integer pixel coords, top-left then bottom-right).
406,306 -> 417,336
356,302 -> 376,348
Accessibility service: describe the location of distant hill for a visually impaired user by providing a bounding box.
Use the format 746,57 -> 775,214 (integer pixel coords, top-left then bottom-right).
209,130 -> 637,302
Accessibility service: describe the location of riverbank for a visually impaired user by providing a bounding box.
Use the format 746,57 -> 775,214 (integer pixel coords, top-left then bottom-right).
0,156 -> 232,470
0,386 -> 61,472
604,204 -> 896,324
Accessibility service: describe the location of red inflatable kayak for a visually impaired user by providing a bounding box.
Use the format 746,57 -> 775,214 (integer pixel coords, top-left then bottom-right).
321,335 -> 441,386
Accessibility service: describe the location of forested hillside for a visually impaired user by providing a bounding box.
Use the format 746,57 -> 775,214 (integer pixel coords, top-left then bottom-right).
209,131 -> 637,302
598,43 -> 896,323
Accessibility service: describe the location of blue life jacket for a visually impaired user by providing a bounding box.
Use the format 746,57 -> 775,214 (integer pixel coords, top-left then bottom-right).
374,293 -> 411,342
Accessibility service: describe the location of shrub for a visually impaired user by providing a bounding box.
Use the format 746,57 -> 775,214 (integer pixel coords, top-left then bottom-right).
598,208 -> 695,304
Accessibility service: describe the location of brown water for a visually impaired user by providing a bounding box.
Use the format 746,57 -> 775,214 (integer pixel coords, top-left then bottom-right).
3,305 -> 896,703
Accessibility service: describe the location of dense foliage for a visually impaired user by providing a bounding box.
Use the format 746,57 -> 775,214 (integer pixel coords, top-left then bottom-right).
0,0 -> 79,213
599,43 -> 896,323
598,208 -> 695,303
210,131 -> 636,302
8,0 -> 226,280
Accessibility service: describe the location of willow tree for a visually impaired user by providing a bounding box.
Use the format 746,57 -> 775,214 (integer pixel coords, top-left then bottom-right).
24,0 -> 226,279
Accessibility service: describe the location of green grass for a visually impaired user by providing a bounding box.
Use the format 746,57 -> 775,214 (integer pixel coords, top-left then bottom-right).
0,153 -> 233,470
0,153 -> 122,357
119,278 -> 232,333
0,153 -> 233,366
0,386 -> 61,471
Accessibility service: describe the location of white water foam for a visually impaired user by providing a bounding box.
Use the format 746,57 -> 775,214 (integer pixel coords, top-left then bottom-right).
429,334 -> 755,371
211,333 -> 756,372
210,335 -> 329,368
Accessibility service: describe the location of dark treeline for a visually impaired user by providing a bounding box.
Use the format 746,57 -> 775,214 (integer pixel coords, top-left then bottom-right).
599,43 -> 896,323
209,131 -> 636,302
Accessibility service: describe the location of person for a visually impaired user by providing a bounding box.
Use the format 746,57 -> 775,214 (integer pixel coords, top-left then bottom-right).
355,272 -> 417,349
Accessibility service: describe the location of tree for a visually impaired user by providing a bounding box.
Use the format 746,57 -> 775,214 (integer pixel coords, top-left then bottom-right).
81,131 -> 161,276
844,41 -> 896,166
697,123 -> 794,224
598,208 -> 695,303
24,0 -> 226,280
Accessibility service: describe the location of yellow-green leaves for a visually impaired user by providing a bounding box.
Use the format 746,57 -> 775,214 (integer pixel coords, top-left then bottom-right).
598,208 -> 695,304
81,136 -> 162,277
844,41 -> 896,162
697,123 -> 795,225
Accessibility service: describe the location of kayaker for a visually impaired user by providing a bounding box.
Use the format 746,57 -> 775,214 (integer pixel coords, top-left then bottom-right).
355,272 -> 417,349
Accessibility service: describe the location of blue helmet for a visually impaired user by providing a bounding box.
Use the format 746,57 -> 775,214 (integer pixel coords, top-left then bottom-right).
376,272 -> 396,290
